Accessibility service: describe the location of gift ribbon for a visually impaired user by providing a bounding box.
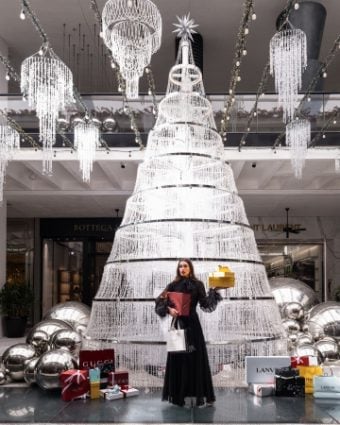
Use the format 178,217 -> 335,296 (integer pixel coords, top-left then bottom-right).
62,370 -> 87,395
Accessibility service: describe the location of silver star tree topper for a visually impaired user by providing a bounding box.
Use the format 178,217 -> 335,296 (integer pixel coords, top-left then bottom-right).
173,13 -> 199,41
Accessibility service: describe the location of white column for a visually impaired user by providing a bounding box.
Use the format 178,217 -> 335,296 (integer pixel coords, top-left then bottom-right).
0,198 -> 7,336
0,37 -> 9,93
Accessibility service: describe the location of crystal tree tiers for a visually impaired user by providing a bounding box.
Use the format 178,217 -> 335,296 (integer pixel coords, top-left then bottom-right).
85,31 -> 287,386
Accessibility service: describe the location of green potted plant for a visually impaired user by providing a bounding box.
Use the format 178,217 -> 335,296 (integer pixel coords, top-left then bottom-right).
0,282 -> 34,337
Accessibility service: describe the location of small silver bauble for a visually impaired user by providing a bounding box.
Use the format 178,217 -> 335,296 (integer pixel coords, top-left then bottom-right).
0,370 -> 6,385
314,339 -> 339,361
35,349 -> 78,390
2,344 -> 36,381
28,330 -> 49,355
26,319 -> 73,346
23,357 -> 40,385
50,329 -> 82,355
43,302 -> 90,331
282,319 -> 300,335
297,335 -> 313,346
282,302 -> 304,320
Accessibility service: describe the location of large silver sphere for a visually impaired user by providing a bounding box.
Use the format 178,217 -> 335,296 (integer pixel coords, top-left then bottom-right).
2,344 -> 36,381
50,329 -> 82,355
26,319 -> 73,346
296,344 -> 322,362
282,319 -> 300,335
307,302 -> 340,341
282,302 -> 304,320
43,302 -> 91,334
35,349 -> 78,390
269,277 -> 319,313
314,338 -> 339,361
23,357 -> 40,385
297,334 -> 313,346
28,330 -> 49,355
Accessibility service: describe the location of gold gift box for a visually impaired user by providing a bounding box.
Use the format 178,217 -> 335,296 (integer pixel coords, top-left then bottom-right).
208,266 -> 235,288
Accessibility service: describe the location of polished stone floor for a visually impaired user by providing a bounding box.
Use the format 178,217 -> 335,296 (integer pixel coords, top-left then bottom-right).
0,386 -> 340,424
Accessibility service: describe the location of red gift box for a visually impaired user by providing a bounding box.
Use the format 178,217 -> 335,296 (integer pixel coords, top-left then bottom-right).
79,349 -> 115,385
108,371 -> 129,390
167,292 -> 191,316
291,356 -> 318,368
60,369 -> 89,402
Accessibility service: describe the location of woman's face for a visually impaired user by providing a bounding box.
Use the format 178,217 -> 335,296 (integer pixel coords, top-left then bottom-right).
178,261 -> 191,278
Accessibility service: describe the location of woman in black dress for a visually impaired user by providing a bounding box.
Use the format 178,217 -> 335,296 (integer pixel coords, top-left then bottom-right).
155,259 -> 222,407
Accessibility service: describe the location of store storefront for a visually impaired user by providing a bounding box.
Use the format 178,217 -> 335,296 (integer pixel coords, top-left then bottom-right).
40,218 -> 121,317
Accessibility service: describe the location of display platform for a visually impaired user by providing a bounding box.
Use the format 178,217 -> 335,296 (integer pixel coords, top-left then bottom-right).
0,386 -> 339,424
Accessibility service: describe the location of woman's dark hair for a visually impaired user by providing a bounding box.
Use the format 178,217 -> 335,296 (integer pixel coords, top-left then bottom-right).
174,258 -> 199,282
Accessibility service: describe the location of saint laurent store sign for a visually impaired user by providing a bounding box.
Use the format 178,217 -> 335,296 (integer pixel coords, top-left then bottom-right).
251,223 -> 304,232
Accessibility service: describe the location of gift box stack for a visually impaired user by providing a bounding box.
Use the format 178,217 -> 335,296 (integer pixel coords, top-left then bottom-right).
246,355 -> 322,398
59,349 -> 139,402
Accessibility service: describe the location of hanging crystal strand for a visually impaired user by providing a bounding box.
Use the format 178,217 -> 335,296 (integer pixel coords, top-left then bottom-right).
0,123 -> 20,203
74,118 -> 100,182
270,28 -> 307,123
286,119 -> 311,178
21,43 -> 74,175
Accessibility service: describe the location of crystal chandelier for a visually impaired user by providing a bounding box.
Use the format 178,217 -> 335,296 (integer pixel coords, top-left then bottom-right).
286,119 -> 310,179
21,42 -> 74,175
74,117 -> 100,182
0,123 -> 20,203
102,0 -> 162,99
270,29 -> 307,123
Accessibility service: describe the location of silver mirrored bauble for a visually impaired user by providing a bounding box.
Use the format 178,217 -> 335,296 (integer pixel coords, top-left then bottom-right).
0,370 -> 6,385
296,335 -> 313,345
35,349 -> 78,390
288,333 -> 298,344
314,338 -> 339,361
297,334 -> 313,346
282,319 -> 300,335
2,344 -> 36,381
28,330 -> 49,355
23,357 -> 39,385
296,344 -> 322,362
302,323 -> 309,333
282,302 -> 304,320
26,319 -> 73,346
43,302 -> 90,331
50,329 -> 82,355
103,116 -> 117,131
269,277 -> 319,312
306,320 -> 325,341
307,302 -> 340,341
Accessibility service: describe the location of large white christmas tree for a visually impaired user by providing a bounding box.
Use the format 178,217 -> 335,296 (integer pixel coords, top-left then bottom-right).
85,18 -> 286,386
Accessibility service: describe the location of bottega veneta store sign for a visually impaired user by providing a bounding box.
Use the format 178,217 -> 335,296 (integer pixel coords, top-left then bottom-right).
251,223 -> 304,232
40,218 -> 122,238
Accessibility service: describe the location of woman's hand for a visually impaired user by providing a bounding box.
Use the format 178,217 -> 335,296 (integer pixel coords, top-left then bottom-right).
168,307 -> 179,317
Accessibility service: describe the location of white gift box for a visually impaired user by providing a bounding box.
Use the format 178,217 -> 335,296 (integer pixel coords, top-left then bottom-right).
248,383 -> 275,397
245,356 -> 291,384
314,392 -> 340,399
314,376 -> 340,393
121,388 -> 139,398
100,389 -> 124,401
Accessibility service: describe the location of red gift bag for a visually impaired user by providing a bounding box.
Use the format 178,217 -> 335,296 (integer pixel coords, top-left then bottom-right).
60,369 -> 89,401
79,349 -> 115,384
167,292 -> 191,316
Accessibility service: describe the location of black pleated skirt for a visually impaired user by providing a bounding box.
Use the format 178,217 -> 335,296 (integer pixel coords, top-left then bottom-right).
162,313 -> 215,406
